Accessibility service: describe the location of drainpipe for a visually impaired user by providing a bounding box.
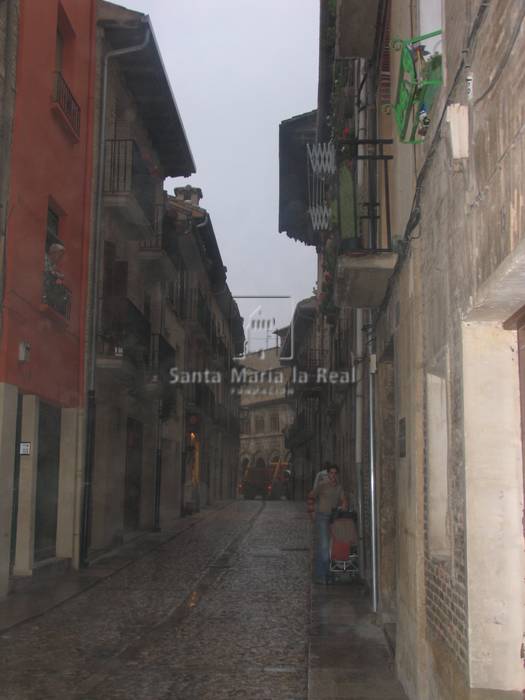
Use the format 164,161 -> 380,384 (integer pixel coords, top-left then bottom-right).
0,0 -> 19,340
367,311 -> 378,612
354,308 -> 365,578
355,58 -> 366,189
80,21 -> 151,567
153,397 -> 162,532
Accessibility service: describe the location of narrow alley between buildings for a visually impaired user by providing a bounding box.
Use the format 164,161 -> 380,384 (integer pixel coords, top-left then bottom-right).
2,0 -> 525,698
1,501 -> 405,700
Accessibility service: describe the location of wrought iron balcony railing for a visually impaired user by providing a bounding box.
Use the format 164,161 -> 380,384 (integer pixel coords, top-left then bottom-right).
138,205 -> 167,256
98,298 -> 151,369
104,140 -> 156,227
42,272 -> 71,319
284,406 -> 316,448
166,276 -> 185,318
185,381 -> 216,419
184,287 -> 212,339
53,72 -> 80,137
333,138 -> 394,252
139,235 -> 162,251
296,348 -> 330,375
148,333 -> 175,380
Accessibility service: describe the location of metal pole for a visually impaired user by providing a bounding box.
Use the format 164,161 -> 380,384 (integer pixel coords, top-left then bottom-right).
367,312 -> 378,612
354,308 -> 365,577
0,0 -> 19,338
80,22 -> 151,567
153,398 -> 162,532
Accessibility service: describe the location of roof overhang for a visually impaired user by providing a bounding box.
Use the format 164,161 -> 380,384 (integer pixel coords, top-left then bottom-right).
336,0 -> 381,60
317,0 -> 382,141
99,1 -> 196,177
278,111 -> 318,246
166,197 -> 225,285
280,297 -> 317,360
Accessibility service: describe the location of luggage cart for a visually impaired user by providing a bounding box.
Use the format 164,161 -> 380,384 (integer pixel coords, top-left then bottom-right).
329,511 -> 359,579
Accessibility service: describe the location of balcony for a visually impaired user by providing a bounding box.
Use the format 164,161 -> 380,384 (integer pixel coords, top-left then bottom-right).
41,272 -> 71,320
210,332 -> 229,370
138,206 -> 173,274
183,288 -> 212,341
97,298 -> 150,381
96,335 -> 136,378
290,349 -> 332,397
335,0 -> 380,60
104,140 -> 157,234
184,381 -> 216,420
143,333 -> 179,416
139,234 -> 163,259
166,277 -> 186,320
51,72 -> 80,140
284,409 -> 315,449
144,332 -> 172,386
333,139 -> 398,308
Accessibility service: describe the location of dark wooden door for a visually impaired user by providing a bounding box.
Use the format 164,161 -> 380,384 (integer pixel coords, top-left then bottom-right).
124,418 -> 143,531
34,402 -> 61,562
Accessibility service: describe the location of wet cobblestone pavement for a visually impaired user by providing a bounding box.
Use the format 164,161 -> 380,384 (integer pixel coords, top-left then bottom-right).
1,501 -> 311,700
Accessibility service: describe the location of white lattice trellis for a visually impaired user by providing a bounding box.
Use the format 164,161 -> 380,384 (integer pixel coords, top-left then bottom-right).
306,142 -> 337,176
308,205 -> 332,230
306,142 -> 336,231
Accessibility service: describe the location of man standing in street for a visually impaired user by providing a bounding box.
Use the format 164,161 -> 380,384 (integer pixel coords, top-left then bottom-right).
308,464 -> 347,584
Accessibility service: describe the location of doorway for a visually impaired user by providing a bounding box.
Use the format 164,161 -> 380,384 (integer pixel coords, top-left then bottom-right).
377,342 -> 398,623
34,402 -> 61,562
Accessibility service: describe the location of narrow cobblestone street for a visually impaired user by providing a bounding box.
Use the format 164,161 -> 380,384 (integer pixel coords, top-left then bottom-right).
2,502 -> 311,699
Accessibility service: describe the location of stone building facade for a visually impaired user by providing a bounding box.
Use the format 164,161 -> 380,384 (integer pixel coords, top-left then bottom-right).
86,1 -> 195,555
165,187 -> 244,513
0,0 -> 244,598
279,0 -> 525,697
238,347 -> 294,489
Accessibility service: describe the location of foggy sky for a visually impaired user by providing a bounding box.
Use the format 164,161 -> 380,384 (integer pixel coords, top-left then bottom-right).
119,0 -> 319,335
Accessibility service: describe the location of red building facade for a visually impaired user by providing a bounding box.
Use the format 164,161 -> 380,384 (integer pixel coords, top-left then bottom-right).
0,0 -> 96,594
1,0 -> 96,403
